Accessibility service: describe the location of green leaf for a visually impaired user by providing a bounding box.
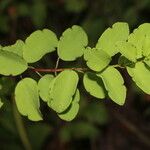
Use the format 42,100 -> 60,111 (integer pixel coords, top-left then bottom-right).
84,47 -> 111,71
58,25 -> 88,61
142,35 -> 150,57
48,70 -> 79,113
15,78 -> 42,121
97,66 -> 126,105
96,22 -> 129,56
2,40 -> 24,57
128,23 -> 150,59
83,72 -> 105,99
116,41 -> 137,62
58,89 -> 80,121
23,29 -> 58,63
127,62 -> 150,94
0,50 -> 28,76
38,74 -> 54,102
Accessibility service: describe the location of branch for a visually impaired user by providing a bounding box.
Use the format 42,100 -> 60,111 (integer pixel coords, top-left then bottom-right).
30,67 -> 88,73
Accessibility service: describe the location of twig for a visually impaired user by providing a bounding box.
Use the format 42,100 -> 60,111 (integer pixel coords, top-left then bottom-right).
28,66 -> 42,77
55,57 -> 60,76
30,67 -> 88,73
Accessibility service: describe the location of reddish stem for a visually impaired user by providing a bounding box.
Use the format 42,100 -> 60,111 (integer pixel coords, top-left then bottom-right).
31,67 -> 88,73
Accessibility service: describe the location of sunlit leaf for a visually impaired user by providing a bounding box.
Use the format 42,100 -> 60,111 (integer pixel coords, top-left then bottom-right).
23,29 -> 58,63
142,35 -> 150,57
84,47 -> 111,71
116,41 -> 137,62
2,40 -> 24,57
127,62 -> 150,94
83,72 -> 105,99
15,78 -> 42,121
38,74 -> 54,102
96,22 -> 129,56
0,50 -> 28,76
97,66 -> 126,105
128,23 -> 150,59
48,70 -> 79,113
58,89 -> 80,121
58,25 -> 88,61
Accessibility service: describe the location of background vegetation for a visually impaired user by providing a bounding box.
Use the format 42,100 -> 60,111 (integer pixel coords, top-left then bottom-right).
1,0 -> 150,149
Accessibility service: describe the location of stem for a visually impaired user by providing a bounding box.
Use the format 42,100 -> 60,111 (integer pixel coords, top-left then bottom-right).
112,64 -> 125,69
54,57 -> 60,76
28,66 -> 42,77
12,97 -> 32,150
30,67 -> 88,73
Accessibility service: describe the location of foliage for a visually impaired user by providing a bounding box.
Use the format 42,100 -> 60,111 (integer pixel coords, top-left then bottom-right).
0,22 -> 150,122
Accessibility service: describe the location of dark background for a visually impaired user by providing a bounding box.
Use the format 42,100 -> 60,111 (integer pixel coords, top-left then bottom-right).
1,0 -> 150,150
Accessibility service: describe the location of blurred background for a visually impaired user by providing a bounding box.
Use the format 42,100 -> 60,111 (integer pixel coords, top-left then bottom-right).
1,0 -> 150,150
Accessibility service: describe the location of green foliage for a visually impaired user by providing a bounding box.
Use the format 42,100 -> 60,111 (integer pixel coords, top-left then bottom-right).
15,78 -> 42,121
128,23 -> 150,59
83,72 -> 105,99
84,47 -> 111,71
127,62 -> 150,94
0,50 -> 28,76
58,89 -> 80,121
116,41 -> 137,62
23,29 -> 58,63
38,74 -> 54,102
97,66 -> 126,105
96,22 -> 129,56
48,70 -> 79,113
1,22 -> 150,122
58,25 -> 88,61
2,40 -> 24,57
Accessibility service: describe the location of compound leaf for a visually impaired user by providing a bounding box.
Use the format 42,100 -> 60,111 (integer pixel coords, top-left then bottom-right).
127,62 -> 150,94
96,22 -> 129,56
23,29 -> 58,63
97,66 -> 126,105
2,40 -> 24,57
58,25 -> 88,61
0,50 -> 28,76
48,70 -> 79,113
83,72 -> 105,99
58,89 -> 80,121
84,47 -> 111,71
38,74 -> 54,102
15,78 -> 42,121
